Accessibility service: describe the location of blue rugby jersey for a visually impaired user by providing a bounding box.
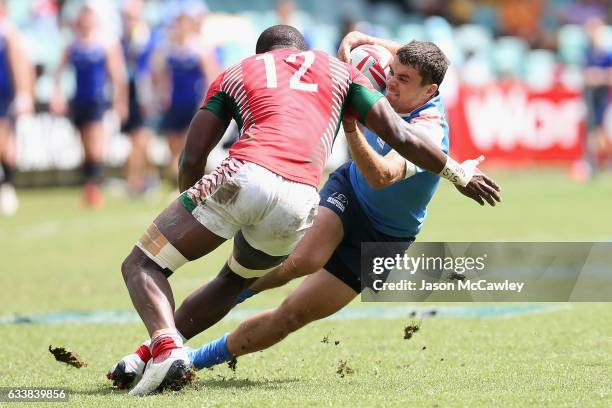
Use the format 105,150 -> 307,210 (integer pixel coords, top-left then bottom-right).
348,94 -> 449,237
69,40 -> 108,103
0,29 -> 14,99
122,27 -> 158,81
166,43 -> 206,108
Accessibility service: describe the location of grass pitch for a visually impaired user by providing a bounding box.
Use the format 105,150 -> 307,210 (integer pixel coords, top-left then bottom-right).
1,170 -> 611,407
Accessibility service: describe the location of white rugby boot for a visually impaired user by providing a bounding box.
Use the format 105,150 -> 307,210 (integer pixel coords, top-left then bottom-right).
128,334 -> 193,396
107,340 -> 151,389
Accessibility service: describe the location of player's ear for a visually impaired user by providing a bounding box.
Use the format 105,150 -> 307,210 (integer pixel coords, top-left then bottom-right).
425,83 -> 438,99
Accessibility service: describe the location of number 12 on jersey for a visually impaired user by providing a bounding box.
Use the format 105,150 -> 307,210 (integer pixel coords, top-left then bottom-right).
256,51 -> 318,92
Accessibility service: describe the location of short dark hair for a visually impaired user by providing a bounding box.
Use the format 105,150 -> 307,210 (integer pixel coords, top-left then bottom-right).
396,40 -> 449,86
255,25 -> 307,54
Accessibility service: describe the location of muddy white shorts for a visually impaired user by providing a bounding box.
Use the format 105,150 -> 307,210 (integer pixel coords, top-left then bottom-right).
180,157 -> 319,257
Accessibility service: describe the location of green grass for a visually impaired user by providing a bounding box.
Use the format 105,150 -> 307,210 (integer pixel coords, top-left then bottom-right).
1,170 -> 611,407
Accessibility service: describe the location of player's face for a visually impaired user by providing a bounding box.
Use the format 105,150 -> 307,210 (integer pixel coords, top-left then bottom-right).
76,7 -> 97,35
122,6 -> 140,31
173,14 -> 198,38
385,57 -> 438,114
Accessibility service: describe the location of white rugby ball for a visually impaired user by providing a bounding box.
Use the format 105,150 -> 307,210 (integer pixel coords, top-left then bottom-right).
349,44 -> 393,92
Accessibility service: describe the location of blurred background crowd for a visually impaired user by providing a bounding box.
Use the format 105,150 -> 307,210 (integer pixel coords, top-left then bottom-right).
0,0 -> 611,214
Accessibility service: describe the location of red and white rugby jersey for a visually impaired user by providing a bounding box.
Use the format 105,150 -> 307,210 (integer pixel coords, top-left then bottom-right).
201,48 -> 382,188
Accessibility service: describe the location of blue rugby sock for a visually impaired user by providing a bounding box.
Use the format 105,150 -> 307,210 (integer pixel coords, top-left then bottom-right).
234,288 -> 259,305
188,333 -> 233,369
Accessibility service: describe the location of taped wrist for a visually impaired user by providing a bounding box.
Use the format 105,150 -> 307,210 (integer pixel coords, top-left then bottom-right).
439,156 -> 471,187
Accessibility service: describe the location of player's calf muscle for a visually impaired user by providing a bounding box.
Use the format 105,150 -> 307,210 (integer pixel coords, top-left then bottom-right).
276,303 -> 310,334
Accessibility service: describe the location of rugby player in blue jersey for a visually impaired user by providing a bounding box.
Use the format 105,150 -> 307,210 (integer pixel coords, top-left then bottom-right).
120,0 -> 159,197
152,6 -> 220,186
51,4 -> 128,207
108,31 -> 500,383
184,35 -> 499,369
0,0 -> 34,215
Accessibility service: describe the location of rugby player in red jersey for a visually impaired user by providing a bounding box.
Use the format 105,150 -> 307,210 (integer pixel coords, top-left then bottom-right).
115,25 -> 499,395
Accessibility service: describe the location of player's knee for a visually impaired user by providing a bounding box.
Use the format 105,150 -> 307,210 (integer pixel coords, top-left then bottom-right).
285,251 -> 327,280
120,249 -> 139,283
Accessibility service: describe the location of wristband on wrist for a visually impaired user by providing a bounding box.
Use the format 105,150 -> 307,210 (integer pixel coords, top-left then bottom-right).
439,156 -> 471,187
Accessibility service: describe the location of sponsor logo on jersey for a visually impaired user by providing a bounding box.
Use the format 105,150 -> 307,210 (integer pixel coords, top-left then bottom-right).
326,191 -> 347,212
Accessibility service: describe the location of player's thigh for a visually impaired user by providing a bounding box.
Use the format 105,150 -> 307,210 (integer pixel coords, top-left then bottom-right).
282,205 -> 345,279
277,268 -> 357,326
0,118 -> 11,138
130,127 -> 151,150
79,121 -> 106,159
236,205 -> 344,281
147,199 -> 227,261
241,178 -> 336,259
0,119 -> 13,156
232,230 -> 287,270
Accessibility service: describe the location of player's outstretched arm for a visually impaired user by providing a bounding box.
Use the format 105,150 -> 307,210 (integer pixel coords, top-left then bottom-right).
178,109 -> 227,192
363,98 -> 501,206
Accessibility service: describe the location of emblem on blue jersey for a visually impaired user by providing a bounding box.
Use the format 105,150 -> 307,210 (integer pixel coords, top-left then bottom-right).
327,191 -> 347,212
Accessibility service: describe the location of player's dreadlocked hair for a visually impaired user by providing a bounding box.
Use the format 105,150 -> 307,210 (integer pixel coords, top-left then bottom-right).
256,25 -> 308,54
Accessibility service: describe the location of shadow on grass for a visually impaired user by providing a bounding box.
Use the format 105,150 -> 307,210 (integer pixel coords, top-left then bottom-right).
75,387 -> 128,397
197,376 -> 300,390
76,377 -> 301,396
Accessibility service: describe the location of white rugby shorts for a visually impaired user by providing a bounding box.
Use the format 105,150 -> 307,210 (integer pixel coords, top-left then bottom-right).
181,157 -> 319,256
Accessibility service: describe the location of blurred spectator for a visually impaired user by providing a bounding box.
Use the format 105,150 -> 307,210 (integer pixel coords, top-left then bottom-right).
152,8 -> 220,187
581,17 -> 612,176
448,0 -> 476,25
51,3 -> 128,207
336,17 -> 360,53
275,0 -> 312,48
335,16 -> 385,55
121,0 -> 159,198
0,0 -> 35,215
2,0 -> 611,186
498,0 -> 546,48
30,0 -> 61,35
559,0 -> 610,25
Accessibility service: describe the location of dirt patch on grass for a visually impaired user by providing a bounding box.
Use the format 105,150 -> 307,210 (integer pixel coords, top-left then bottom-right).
48,345 -> 87,368
227,358 -> 238,372
336,360 -> 354,378
403,322 -> 421,340
321,335 -> 341,345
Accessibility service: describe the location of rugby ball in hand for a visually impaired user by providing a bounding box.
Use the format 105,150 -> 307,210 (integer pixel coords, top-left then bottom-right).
349,44 -> 393,92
